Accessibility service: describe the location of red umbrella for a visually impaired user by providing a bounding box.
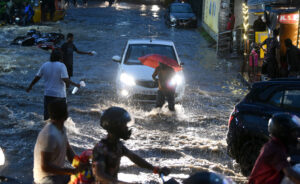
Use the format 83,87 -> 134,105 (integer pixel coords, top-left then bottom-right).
138,54 -> 182,72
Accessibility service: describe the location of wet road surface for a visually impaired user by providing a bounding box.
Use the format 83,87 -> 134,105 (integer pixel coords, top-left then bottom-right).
0,1 -> 248,183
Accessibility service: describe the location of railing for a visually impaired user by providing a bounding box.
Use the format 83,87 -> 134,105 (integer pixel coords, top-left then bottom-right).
216,30 -> 232,56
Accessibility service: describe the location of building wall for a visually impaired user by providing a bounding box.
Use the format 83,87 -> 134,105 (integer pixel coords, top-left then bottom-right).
234,0 -> 243,29
204,0 -> 221,34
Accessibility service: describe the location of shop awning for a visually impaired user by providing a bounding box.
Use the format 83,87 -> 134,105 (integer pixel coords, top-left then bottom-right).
248,0 -> 300,6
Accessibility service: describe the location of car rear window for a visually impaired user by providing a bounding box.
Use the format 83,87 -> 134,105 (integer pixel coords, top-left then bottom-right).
124,44 -> 177,65
283,90 -> 300,112
170,4 -> 193,13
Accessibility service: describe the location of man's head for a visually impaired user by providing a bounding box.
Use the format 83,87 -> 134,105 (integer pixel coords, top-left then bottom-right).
48,101 -> 68,122
67,33 -> 74,42
258,15 -> 262,20
50,49 -> 62,62
273,29 -> 279,37
284,38 -> 293,49
100,107 -> 133,140
268,113 -> 300,146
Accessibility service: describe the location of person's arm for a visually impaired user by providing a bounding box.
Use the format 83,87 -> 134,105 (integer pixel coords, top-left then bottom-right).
124,148 -> 170,175
276,42 -> 281,68
62,78 -> 80,88
26,76 -> 41,92
74,44 -> 93,55
66,141 -> 76,163
92,160 -> 132,184
41,151 -> 77,175
152,67 -> 159,81
283,167 -> 300,184
76,50 -> 93,55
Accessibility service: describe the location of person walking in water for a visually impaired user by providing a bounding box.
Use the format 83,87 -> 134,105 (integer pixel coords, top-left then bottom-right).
61,33 -> 93,80
152,63 -> 176,111
26,49 -> 80,120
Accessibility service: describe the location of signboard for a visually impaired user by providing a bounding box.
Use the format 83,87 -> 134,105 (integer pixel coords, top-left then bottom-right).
204,0 -> 220,33
255,32 -> 268,59
279,13 -> 299,24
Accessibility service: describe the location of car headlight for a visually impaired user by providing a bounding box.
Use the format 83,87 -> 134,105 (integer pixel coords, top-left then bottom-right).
169,74 -> 183,86
170,15 -> 176,22
120,73 -> 136,86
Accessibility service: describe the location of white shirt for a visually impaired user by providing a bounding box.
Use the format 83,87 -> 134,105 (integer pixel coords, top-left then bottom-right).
33,123 -> 68,183
36,61 -> 69,98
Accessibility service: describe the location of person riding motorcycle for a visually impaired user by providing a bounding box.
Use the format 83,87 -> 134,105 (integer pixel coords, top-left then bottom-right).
92,107 -> 170,184
248,113 -> 300,184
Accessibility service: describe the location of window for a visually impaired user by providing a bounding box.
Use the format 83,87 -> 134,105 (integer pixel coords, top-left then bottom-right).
268,91 -> 284,108
124,44 -> 177,65
283,90 -> 300,112
171,4 -> 193,13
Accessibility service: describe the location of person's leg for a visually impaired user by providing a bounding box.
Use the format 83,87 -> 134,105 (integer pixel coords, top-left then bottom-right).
44,96 -> 50,120
166,91 -> 175,111
44,96 -> 66,120
156,90 -> 165,108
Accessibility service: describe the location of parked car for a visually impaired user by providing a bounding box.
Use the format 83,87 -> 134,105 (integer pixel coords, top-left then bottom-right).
226,78 -> 300,176
112,39 -> 185,103
164,2 -> 197,28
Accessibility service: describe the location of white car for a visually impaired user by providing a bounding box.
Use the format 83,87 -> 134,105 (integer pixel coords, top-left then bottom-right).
112,39 -> 185,102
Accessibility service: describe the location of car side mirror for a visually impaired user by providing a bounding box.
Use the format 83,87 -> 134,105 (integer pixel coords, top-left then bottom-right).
112,55 -> 121,63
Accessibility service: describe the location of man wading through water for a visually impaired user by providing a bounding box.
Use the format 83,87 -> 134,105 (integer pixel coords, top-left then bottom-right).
92,107 -> 171,184
26,49 -> 80,120
152,63 -> 176,111
61,33 -> 93,86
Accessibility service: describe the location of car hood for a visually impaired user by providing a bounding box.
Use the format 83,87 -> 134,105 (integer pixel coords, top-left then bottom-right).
121,65 -> 155,81
171,12 -> 195,19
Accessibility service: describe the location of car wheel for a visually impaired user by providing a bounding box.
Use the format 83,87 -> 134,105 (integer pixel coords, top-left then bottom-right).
238,140 -> 264,176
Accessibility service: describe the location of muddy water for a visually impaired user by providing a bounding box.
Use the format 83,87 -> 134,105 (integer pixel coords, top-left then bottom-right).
0,1 -> 248,183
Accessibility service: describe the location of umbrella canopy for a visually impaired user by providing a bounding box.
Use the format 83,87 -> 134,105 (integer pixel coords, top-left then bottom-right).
138,54 -> 182,72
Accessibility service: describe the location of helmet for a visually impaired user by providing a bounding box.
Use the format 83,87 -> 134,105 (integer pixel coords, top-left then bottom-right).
183,172 -> 235,184
100,107 -> 133,140
268,113 -> 300,145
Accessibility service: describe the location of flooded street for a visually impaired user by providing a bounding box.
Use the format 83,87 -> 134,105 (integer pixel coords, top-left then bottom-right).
0,1 -> 248,183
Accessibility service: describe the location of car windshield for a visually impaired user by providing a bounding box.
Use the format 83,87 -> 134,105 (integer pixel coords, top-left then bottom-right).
124,44 -> 177,65
170,4 -> 193,13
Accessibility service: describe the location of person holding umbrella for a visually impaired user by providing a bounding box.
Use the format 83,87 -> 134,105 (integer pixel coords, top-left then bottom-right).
138,54 -> 182,112
152,62 -> 176,111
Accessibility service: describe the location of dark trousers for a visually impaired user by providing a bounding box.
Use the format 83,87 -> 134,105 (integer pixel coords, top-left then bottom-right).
156,90 -> 175,111
44,96 -> 66,120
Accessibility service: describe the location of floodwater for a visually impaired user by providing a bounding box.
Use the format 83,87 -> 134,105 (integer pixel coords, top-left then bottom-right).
0,1 -> 248,183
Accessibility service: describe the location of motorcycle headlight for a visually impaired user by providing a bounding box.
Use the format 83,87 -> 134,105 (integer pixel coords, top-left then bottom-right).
170,15 -> 176,22
169,74 -> 183,86
0,147 -> 5,166
120,73 -> 136,86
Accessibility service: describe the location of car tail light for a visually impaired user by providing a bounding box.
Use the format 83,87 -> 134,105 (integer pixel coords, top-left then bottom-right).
228,107 -> 238,127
